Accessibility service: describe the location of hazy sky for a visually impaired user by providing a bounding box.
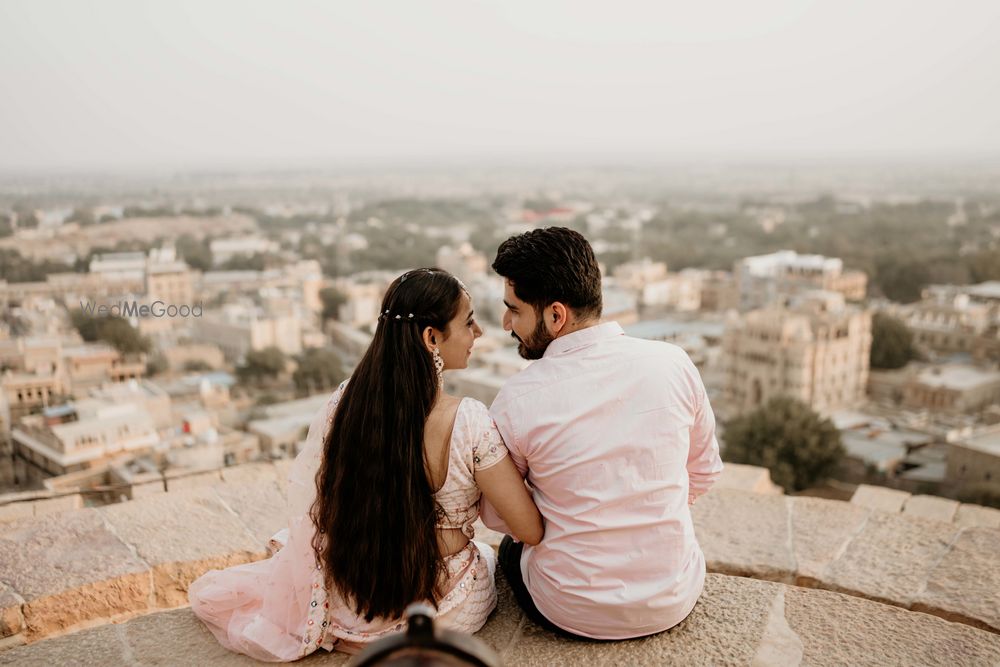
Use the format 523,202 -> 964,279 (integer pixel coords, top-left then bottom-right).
2,0 -> 999,170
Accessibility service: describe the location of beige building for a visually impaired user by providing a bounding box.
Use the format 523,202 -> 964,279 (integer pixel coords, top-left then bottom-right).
901,364 -> 1000,414
892,284 -> 1000,363
735,250 -> 867,311
724,291 -> 872,416
947,428 -> 1000,497
193,303 -> 302,362
63,344 -> 145,396
12,399 -> 160,478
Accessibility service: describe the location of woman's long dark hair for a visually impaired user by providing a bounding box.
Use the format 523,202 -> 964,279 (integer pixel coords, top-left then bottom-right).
310,267 -> 465,622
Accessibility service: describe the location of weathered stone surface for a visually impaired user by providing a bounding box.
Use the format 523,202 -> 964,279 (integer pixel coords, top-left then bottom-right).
474,570 -> 524,656
0,622 -> 127,666
784,584 -> 1000,666
955,503 -> 1000,529
822,511 -> 960,607
0,494 -> 82,525
122,607 -> 283,666
850,484 -> 910,513
902,495 -> 960,523
692,489 -> 795,582
750,588 -> 803,666
9,573 -> 1000,667
913,527 -> 1000,632
501,574 -> 778,666
211,478 -> 286,546
219,462 -> 278,487
0,509 -> 151,639
99,488 -> 262,608
164,469 -> 223,492
714,463 -> 782,495
0,502 -> 33,525
790,496 -> 870,585
272,459 -> 293,498
131,480 -> 166,500
0,583 -> 23,638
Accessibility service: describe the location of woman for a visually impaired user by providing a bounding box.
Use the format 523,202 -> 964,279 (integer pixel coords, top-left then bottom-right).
188,268 -> 543,662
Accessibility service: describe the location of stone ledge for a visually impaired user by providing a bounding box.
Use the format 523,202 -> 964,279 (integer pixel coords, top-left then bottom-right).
2,470 -> 998,648
3,574 -> 999,667
692,489 -> 1000,633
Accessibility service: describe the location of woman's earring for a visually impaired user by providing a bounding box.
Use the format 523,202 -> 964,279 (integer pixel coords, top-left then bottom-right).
432,347 -> 444,390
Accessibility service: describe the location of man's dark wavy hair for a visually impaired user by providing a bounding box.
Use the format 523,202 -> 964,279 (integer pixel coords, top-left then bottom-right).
492,227 -> 602,320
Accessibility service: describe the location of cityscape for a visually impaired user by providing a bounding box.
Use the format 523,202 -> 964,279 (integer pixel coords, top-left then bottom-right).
1,162 -> 998,512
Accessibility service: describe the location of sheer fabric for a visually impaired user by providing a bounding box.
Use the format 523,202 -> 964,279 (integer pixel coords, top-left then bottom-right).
188,383 -> 507,661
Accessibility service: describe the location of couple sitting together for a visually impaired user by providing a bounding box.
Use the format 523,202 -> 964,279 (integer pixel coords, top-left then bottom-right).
189,227 -> 724,661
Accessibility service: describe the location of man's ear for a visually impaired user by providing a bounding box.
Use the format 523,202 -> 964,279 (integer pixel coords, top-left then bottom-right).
548,302 -> 570,335
421,326 -> 438,352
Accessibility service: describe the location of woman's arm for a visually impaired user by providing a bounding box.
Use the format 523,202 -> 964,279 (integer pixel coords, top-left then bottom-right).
475,458 -> 543,545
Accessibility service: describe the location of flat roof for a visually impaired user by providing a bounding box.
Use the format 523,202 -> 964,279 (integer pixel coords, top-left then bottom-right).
917,365 -> 1000,390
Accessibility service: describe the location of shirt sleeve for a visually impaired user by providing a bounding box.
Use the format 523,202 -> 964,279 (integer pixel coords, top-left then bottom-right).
685,359 -> 724,503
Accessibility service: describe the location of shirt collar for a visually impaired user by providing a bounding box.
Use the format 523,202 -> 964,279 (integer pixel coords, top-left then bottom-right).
542,321 -> 624,359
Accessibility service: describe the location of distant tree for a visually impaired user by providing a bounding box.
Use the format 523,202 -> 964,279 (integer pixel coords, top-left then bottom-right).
66,207 -> 97,226
220,252 -> 272,271
292,347 -> 345,394
70,311 -> 152,355
319,287 -> 347,322
145,352 -> 169,376
176,234 -> 213,271
870,313 -> 916,369
968,249 -> 1000,283
875,259 -> 931,304
723,397 -> 845,492
183,359 -> 214,372
0,215 -> 13,238
0,249 -> 74,283
237,346 -> 287,384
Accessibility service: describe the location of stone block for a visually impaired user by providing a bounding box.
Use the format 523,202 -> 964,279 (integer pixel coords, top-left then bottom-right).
122,607 -> 281,666
98,488 -> 262,608
784,583 -> 1000,666
954,503 -> 1000,529
822,511 -> 960,608
131,480 -> 167,499
713,463 -> 782,495
902,495 -> 959,523
0,509 -> 151,640
790,496 -> 870,585
0,502 -> 33,525
218,462 -> 278,487
164,469 -> 223,492
0,582 -> 24,638
692,489 -> 795,582
0,622 -> 127,666
474,571 -> 524,657
211,479 -> 286,545
850,485 -> 910,513
913,527 -> 1000,632
501,574 -> 779,666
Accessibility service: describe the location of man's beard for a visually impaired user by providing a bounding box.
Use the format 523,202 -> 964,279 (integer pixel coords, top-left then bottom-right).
513,318 -> 554,360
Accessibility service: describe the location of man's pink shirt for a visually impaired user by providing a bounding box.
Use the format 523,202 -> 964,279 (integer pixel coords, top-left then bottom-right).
481,322 -> 724,639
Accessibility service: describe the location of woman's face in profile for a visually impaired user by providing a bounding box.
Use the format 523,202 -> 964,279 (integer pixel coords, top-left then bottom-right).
437,291 -> 482,370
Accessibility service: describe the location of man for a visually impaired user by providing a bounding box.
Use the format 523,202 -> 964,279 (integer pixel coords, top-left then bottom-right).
481,227 -> 723,641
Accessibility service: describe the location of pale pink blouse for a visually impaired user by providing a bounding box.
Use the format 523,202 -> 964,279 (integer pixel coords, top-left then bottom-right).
189,384 -> 508,662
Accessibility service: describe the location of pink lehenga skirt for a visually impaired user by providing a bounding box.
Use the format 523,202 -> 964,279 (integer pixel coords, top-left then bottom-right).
188,513 -> 497,662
